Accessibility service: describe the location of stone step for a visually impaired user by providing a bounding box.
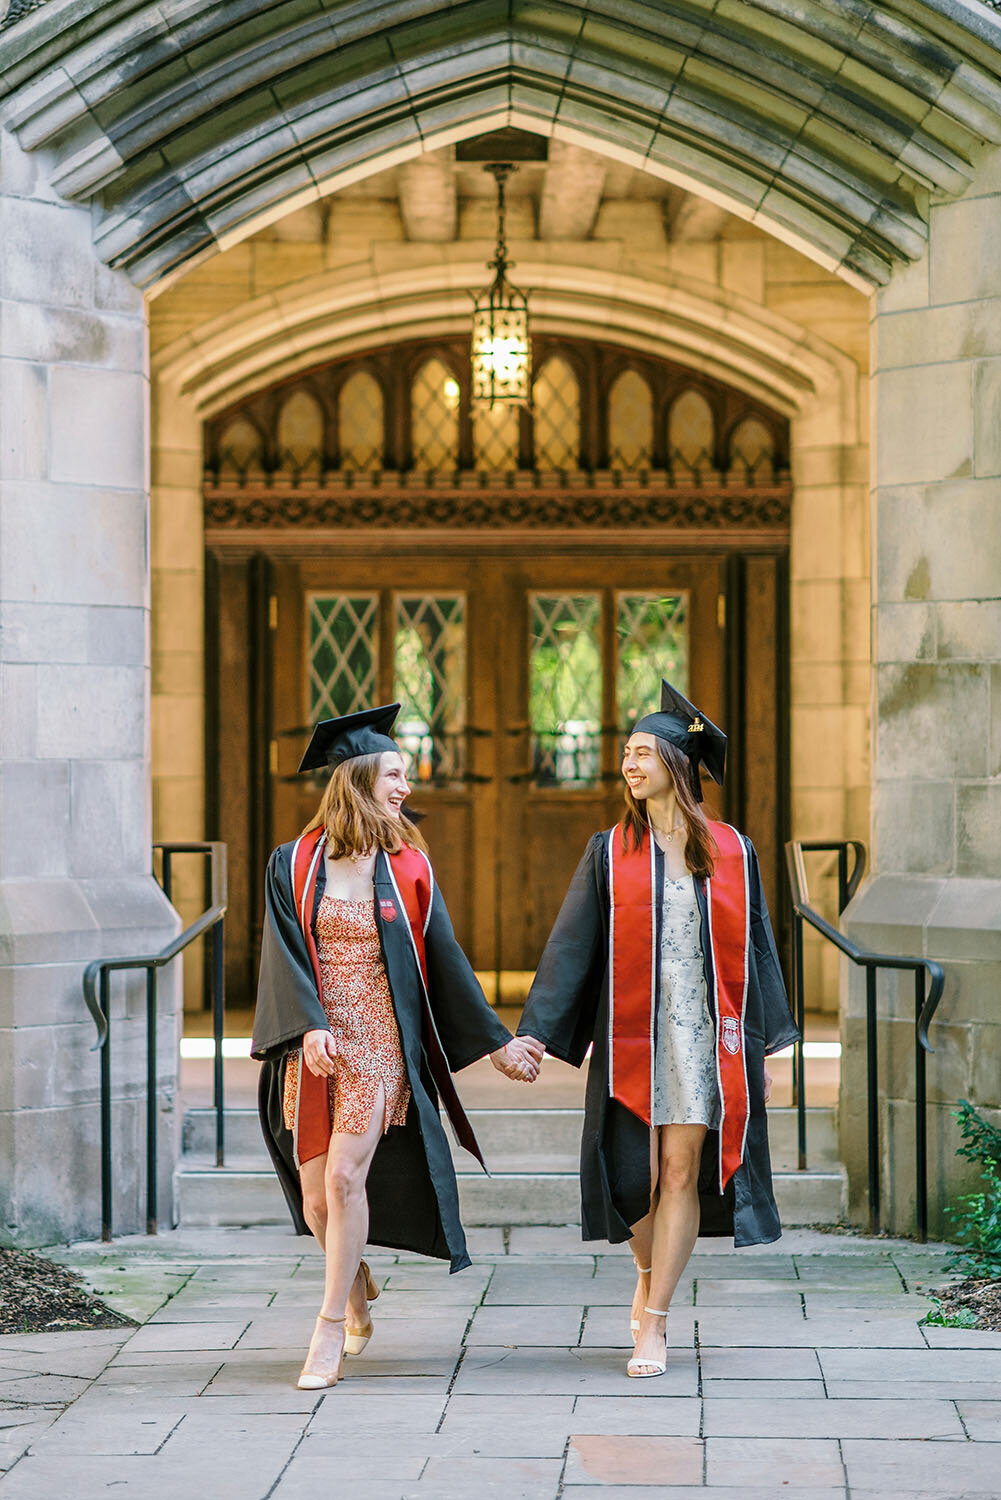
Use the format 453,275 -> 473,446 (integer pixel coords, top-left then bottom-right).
174,1157 -> 846,1229
181,1104 -> 839,1169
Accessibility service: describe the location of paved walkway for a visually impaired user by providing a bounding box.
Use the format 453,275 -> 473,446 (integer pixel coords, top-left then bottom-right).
0,1226 -> 998,1499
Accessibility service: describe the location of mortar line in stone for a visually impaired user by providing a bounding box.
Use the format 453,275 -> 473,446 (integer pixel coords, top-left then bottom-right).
260,1388 -> 322,1500
799,1291 -> 808,1320
555,1432 -> 572,1498
502,1226 -> 510,1256
576,1304 -> 587,1347
815,1346 -> 829,1399
152,1412 -> 187,1455
954,1398 -> 972,1440
229,1319 -> 255,1349
433,1263 -> 493,1435
890,1254 -> 910,1293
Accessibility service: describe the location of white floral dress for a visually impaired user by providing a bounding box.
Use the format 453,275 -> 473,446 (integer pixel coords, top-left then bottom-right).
651,875 -> 720,1129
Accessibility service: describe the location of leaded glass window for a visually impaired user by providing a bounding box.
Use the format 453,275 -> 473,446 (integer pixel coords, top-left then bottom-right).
730,417 -> 775,481
217,416 -> 264,478
533,356 -> 579,471
529,594 -> 602,786
412,359 -> 460,472
277,390 -> 324,479
338,371 -> 383,472
608,370 -> 653,471
668,391 -> 715,476
473,401 -> 519,472
307,594 -> 379,723
393,595 -> 466,783
616,593 -> 689,733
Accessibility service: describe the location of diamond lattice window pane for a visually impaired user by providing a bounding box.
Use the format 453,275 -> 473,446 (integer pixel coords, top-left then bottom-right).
609,370 -> 653,471
668,390 -> 715,477
394,595 -> 466,783
533,356 -> 580,470
473,401 -> 519,472
529,594 -> 602,786
616,593 -> 689,734
338,371 -> 383,473
307,595 -> 379,723
411,359 -> 460,472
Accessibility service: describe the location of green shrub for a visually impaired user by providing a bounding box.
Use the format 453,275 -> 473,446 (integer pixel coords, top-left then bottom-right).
944,1100 -> 1001,1279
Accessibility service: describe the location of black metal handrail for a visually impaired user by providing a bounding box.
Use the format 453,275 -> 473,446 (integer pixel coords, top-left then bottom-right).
785,839 -> 945,1241
83,842 -> 227,1242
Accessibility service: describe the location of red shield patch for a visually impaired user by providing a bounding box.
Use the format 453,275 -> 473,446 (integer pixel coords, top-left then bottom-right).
379,899 -> 398,923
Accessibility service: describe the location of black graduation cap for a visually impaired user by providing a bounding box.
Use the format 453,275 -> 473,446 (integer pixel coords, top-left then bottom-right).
632,679 -> 726,802
297,703 -> 401,774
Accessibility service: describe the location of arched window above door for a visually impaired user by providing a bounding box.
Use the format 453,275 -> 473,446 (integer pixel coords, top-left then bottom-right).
608,370 -> 653,471
411,358 -> 460,472
277,390 -> 324,478
668,390 -> 715,476
729,416 -> 776,482
217,415 -> 264,477
473,403 -> 519,473
338,371 -> 383,472
533,356 -> 579,471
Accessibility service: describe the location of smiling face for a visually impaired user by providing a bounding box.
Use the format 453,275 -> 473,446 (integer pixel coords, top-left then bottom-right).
372,750 -> 411,818
621,731 -> 673,801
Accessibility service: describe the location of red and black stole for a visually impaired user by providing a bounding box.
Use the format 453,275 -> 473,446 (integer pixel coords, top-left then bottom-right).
287,828 -> 484,1169
608,820 -> 751,1190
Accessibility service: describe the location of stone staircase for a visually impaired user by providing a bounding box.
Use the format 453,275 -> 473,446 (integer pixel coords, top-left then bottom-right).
175,1103 -> 845,1228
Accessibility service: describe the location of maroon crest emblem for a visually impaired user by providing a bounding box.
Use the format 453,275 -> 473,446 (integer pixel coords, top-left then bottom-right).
721,1017 -> 741,1056
379,899 -> 398,923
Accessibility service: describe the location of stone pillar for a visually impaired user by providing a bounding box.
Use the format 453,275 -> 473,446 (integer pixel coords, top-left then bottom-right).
789,363 -> 870,1012
0,130 -> 179,1246
842,146 -> 1001,1235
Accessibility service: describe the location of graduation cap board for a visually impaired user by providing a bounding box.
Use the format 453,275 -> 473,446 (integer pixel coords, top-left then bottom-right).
297,703 -> 401,774
631,679 -> 726,803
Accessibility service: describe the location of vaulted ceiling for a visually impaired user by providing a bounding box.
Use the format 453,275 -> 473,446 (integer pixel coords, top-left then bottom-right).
2,0 -> 1001,288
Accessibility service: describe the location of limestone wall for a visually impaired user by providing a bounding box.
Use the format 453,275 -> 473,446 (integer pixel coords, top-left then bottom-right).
0,130 -> 180,1245
843,145 -> 1001,1235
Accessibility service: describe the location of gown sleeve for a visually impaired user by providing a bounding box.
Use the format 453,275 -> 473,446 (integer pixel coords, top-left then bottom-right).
424,878 -> 513,1072
745,838 -> 800,1055
250,846 -> 331,1062
516,833 -> 608,1068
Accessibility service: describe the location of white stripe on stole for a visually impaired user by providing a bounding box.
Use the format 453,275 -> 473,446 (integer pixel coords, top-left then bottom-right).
606,830 -> 616,1099
648,828 -> 657,1120
419,850 -> 435,933
735,830 -> 752,1168
299,836 -> 324,932
706,856 -> 725,1192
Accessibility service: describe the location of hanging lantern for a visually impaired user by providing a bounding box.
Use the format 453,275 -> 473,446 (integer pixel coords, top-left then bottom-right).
471,163 -> 531,408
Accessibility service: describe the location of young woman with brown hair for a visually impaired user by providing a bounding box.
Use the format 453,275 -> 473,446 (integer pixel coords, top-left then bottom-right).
252,704 -> 542,1389
517,681 -> 798,1378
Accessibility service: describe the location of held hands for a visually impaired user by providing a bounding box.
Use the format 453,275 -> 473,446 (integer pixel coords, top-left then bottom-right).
303,1028 -> 337,1078
490,1034 -> 545,1084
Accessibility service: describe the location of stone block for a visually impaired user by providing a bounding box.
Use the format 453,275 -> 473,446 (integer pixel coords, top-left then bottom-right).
878,298 -> 1001,372
0,126 -> 38,197
93,260 -> 144,314
876,663 -> 990,779
875,602 -> 935,663
876,246 -> 929,314
0,356 -> 49,482
789,485 -> 843,584
0,302 -> 145,373
974,356 -> 1001,478
970,1023 -> 1001,1105
0,482 -> 147,606
792,706 -> 845,790
992,664 -> 1001,778
0,877 -> 99,965
0,760 -> 70,879
935,600 -> 1001,662
86,606 -> 146,666
842,872 -> 943,952
872,780 -> 955,876
0,196 -> 96,311
790,579 -> 843,662
150,570 -> 203,652
36,663 -> 145,760
875,363 -> 974,487
0,601 -> 90,665
150,487 -> 203,571
151,649 -> 201,698
49,367 -> 148,490
926,876 -> 1001,961
720,239 -> 763,301
876,478 -> 1001,603
69,760 -> 149,877
0,663 -> 37,758
957,783 -> 1001,880
151,697 -> 204,780
929,193 -> 1001,306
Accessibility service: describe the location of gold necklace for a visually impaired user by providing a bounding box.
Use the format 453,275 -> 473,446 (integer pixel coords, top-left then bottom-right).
652,819 -> 685,843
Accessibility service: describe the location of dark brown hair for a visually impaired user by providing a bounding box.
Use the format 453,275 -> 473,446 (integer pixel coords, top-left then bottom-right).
620,735 -> 717,879
301,751 -> 428,858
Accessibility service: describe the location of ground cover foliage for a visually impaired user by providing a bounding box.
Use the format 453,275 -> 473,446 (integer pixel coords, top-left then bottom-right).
0,1247 -> 134,1334
924,1101 -> 1001,1332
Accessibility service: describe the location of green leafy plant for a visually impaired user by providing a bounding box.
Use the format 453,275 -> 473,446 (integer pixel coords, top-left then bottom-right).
922,1297 -> 978,1329
944,1100 -> 1001,1279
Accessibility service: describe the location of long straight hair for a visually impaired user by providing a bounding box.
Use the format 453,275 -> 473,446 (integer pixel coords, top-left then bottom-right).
620,736 -> 717,879
301,751 -> 428,859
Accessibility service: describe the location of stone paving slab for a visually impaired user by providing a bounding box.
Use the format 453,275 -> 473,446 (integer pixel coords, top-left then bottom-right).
0,1225 -> 994,1499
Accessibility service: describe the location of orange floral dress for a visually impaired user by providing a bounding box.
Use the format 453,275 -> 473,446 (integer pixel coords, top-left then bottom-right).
282,896 -> 411,1136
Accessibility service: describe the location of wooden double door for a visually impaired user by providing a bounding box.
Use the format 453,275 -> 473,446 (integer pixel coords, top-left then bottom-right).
271,551 -> 737,976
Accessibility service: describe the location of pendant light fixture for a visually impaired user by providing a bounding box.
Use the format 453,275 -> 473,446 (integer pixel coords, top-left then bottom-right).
470,162 -> 531,408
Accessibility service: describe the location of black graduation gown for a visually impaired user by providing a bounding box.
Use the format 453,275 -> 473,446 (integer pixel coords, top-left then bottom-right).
517,829 -> 800,1248
251,842 -> 512,1272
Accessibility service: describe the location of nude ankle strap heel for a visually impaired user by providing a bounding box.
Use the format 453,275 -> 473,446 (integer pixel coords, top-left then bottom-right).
297,1314 -> 346,1390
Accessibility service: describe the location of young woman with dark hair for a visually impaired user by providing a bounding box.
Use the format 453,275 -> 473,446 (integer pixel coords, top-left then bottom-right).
518,681 -> 798,1378
252,705 -> 542,1389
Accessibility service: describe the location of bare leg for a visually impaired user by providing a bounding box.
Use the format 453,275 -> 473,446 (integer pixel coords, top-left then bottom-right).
628,1130 -> 660,1334
632,1123 -> 707,1373
299,1085 -> 385,1379
299,1156 -> 370,1328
